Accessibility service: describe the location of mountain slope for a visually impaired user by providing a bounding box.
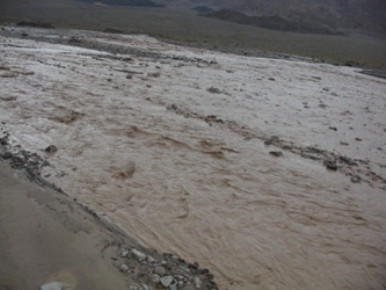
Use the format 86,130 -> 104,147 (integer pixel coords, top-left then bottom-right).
155,0 -> 386,35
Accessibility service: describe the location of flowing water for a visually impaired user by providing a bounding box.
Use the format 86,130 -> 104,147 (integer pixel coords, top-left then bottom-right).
1,27 -> 386,290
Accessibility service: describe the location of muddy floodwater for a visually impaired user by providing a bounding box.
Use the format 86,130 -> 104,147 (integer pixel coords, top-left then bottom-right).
1,27 -> 386,290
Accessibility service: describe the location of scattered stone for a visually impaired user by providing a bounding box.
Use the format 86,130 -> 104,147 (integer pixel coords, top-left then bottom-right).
319,103 -> 327,109
328,126 -> 337,131
282,145 -> 292,150
269,151 -> 283,157
154,266 -> 167,276
351,175 -> 361,183
126,75 -> 133,79
177,281 -> 184,288
188,262 -> 199,270
264,136 -> 279,145
120,264 -> 129,272
169,283 -> 178,290
132,249 -> 147,261
151,274 -> 161,284
167,104 -> 177,111
355,138 -> 363,141
40,282 -> 63,290
340,141 -> 349,146
121,250 -> 129,257
147,255 -> 155,263
268,77 -> 275,81
244,136 -> 252,141
207,87 -> 221,94
161,260 -> 168,266
141,284 -> 152,290
324,160 -> 338,170
339,156 -> 357,166
147,72 -> 160,78
44,145 -> 58,153
193,277 -> 203,289
160,276 -> 174,287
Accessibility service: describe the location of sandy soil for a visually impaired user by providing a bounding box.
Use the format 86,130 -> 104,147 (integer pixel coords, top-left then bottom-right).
0,161 -> 131,290
1,26 -> 386,290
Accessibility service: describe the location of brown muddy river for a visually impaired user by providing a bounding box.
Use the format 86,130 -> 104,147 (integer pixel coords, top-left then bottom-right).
1,27 -> 386,290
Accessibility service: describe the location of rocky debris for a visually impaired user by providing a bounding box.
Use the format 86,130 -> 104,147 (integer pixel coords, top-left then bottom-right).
44,144 -> 58,153
194,277 -> 203,289
154,266 -> 167,276
207,87 -> 221,94
160,276 -> 174,287
269,151 -> 283,157
147,72 -> 161,78
112,245 -> 218,290
205,115 -> 224,125
264,135 -> 279,146
324,160 -> 338,170
120,264 -> 129,272
328,126 -> 337,131
351,175 -> 361,183
40,282 -> 63,290
300,153 -> 320,160
132,249 -> 147,261
151,274 -> 161,284
140,284 -> 152,290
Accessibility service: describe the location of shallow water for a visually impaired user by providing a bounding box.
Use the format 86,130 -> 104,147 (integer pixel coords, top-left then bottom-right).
1,28 -> 386,290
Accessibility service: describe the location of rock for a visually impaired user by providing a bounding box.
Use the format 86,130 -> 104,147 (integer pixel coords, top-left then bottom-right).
169,283 -> 178,290
44,145 -> 58,153
151,274 -> 161,284
282,145 -> 292,150
40,282 -> 63,290
324,160 -> 338,170
319,103 -> 327,109
340,141 -> 349,146
147,255 -> 155,263
193,277 -> 203,289
328,126 -> 337,131
300,153 -> 319,160
188,262 -> 199,270
154,266 -> 167,276
264,136 -> 279,146
120,264 -> 129,272
177,281 -> 184,288
160,276 -> 174,288
167,104 -> 177,111
121,250 -> 129,257
269,151 -> 283,157
161,260 -> 168,266
351,175 -> 361,183
339,156 -> 357,166
268,77 -> 275,81
141,284 -> 152,290
355,138 -> 362,141
147,72 -> 160,77
207,87 -> 221,94
132,249 -> 147,261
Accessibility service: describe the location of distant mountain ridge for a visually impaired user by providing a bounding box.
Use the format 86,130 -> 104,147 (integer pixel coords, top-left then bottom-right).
202,9 -> 345,35
76,0 -> 163,7
154,0 -> 386,35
